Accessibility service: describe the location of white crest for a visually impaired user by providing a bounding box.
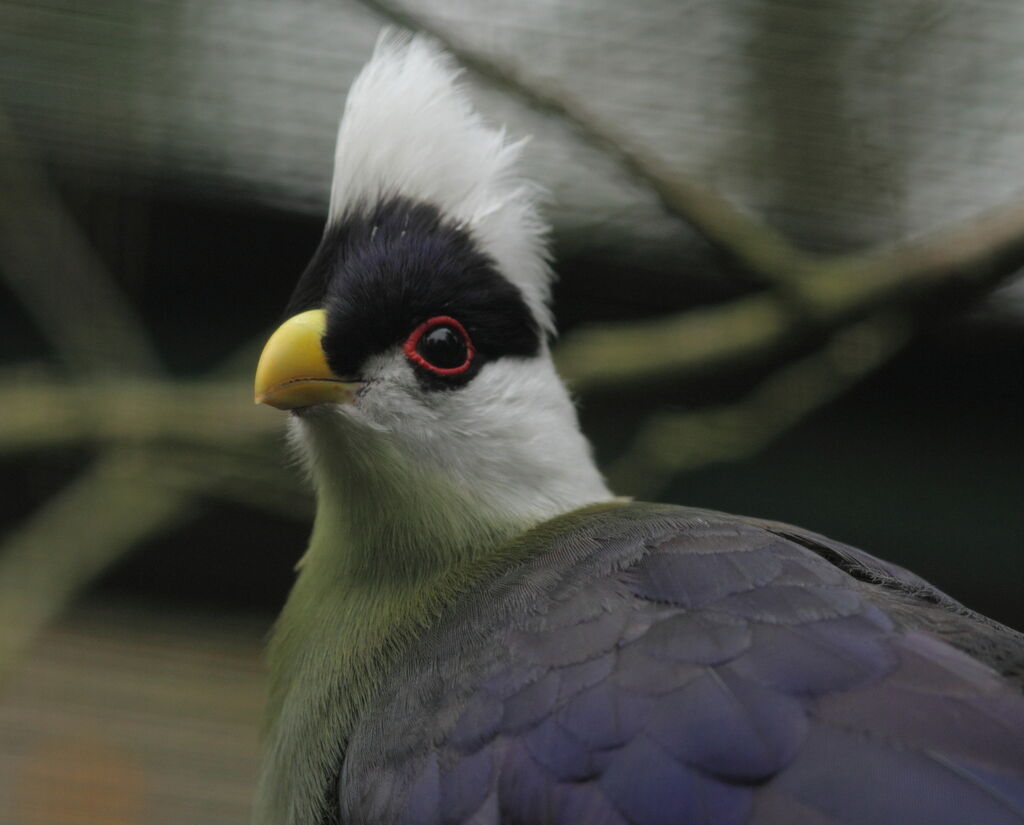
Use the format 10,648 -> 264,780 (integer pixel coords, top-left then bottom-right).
327,32 -> 554,331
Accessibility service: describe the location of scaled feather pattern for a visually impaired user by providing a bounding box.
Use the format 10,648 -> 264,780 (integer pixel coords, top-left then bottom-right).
341,505 -> 1024,825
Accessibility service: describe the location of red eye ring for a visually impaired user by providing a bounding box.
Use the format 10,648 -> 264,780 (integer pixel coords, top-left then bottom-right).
403,315 -> 475,376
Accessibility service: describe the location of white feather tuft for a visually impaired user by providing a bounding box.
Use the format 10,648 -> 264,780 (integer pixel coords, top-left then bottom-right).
327,31 -> 554,331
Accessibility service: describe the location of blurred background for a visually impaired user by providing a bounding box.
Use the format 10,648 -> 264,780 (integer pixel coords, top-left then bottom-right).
1,1 -> 1022,822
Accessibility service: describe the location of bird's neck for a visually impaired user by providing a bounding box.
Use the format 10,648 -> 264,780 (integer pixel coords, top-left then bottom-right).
288,357 -> 613,579
299,420 -> 525,579
256,487 -> 509,825
257,405 -> 611,825
257,524 -> 508,825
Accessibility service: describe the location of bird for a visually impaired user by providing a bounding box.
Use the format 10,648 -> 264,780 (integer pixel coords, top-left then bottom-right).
251,33 -> 1024,825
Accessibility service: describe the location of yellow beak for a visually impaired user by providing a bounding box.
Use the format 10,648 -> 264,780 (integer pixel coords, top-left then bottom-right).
254,309 -> 359,409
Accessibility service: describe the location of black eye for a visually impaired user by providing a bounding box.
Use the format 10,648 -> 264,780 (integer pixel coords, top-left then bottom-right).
403,316 -> 475,376
419,326 -> 466,368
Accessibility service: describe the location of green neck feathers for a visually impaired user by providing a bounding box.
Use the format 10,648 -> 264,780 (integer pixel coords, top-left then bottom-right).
254,416 -> 572,824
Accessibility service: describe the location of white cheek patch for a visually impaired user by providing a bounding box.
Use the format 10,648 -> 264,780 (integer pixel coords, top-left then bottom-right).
298,346 -> 610,527
361,347 -> 413,386
353,348 -> 436,432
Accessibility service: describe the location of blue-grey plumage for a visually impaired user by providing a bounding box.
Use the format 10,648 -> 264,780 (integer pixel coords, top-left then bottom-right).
252,33 -> 1024,825
342,505 -> 1024,825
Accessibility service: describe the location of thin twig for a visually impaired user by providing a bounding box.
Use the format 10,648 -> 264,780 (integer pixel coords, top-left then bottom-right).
606,316 -> 912,497
0,375 -> 276,453
556,199 -> 1024,393
356,0 -> 808,287
0,450 -> 199,676
154,446 -> 312,521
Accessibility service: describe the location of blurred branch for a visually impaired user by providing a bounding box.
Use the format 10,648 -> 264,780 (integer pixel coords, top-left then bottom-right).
0,450 -> 198,675
0,109 -> 163,377
556,198 -> 1024,393
0,332 -> 286,661
359,0 -> 805,287
0,112 -> 195,671
0,373 -> 276,453
606,316 -> 912,497
0,432 -> 305,679
154,446 -> 312,521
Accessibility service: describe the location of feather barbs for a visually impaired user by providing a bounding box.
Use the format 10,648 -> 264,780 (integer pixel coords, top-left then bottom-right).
327,32 -> 554,332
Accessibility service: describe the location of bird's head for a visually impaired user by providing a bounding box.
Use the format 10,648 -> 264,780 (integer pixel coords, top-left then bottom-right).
254,35 -> 610,567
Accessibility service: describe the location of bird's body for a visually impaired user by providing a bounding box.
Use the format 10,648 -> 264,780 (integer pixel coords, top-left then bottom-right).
342,503 -> 1024,825
253,34 -> 1024,825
